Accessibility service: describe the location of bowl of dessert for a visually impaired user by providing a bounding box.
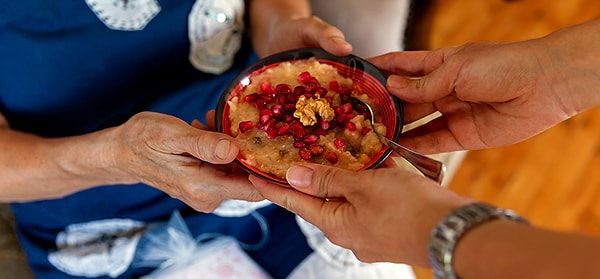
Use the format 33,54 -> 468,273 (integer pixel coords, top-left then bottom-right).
215,48 -> 403,184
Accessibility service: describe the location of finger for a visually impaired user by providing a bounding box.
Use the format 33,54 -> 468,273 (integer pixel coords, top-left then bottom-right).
369,47 -> 457,76
370,49 -> 459,104
369,51 -> 432,76
402,102 -> 439,125
285,163 -> 358,199
378,157 -> 400,169
205,110 -> 217,131
299,16 -> 353,56
196,166 -> 264,201
177,130 -> 239,164
387,71 -> 458,104
191,119 -> 206,129
398,118 -> 466,153
250,175 -> 331,226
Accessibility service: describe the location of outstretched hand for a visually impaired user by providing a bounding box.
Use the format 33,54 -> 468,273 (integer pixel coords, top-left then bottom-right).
369,41 -> 576,154
109,111 -> 261,213
250,159 -> 471,267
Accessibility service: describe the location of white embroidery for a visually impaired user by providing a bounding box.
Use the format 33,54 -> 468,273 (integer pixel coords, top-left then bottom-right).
48,219 -> 146,278
212,199 -> 272,217
85,0 -> 161,31
188,0 -> 245,74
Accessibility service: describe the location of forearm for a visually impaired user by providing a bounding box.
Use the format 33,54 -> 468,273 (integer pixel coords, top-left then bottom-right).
246,0 -> 311,57
453,219 -> 600,279
0,126 -> 132,202
536,18 -> 600,115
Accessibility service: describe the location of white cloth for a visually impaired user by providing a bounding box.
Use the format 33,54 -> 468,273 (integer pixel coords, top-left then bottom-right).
310,0 -> 412,57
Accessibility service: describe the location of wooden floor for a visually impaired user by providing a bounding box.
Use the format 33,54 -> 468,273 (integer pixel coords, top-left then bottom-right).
410,0 -> 600,278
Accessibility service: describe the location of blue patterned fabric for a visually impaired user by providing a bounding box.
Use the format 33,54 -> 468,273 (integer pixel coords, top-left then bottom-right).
1,1 -> 311,278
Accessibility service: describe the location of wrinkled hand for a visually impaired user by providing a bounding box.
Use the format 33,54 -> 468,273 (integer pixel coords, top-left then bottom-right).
369,40 -> 576,154
252,15 -> 353,58
110,111 -> 261,212
250,159 -> 471,267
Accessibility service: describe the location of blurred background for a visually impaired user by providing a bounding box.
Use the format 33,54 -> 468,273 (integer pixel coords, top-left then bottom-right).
407,0 -> 600,278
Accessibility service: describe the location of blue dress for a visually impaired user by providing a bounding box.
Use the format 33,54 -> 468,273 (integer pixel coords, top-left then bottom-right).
0,1 -> 312,278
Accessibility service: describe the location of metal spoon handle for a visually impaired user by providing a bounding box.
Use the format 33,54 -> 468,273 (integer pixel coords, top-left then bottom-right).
381,137 -> 446,183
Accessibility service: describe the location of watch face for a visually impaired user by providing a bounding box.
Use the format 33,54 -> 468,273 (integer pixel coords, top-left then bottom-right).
85,0 -> 161,31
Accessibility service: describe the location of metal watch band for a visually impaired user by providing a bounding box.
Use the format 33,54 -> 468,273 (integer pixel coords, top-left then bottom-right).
427,203 -> 529,279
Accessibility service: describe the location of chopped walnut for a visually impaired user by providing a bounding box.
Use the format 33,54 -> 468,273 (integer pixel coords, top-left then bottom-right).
293,95 -> 335,126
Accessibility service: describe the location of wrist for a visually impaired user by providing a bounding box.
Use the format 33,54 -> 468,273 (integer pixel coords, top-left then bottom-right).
428,202 -> 529,279
537,19 -> 600,115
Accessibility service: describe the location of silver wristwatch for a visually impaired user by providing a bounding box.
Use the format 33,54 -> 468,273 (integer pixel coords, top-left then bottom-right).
428,203 -> 529,279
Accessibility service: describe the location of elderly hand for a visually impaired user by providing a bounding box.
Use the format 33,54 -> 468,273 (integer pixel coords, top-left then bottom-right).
109,111 -> 262,212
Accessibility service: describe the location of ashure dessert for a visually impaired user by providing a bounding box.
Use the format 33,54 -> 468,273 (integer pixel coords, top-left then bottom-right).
227,57 -> 387,180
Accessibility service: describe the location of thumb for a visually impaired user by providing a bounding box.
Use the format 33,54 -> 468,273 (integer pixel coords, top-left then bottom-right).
286,163 -> 357,199
386,69 -> 456,104
184,131 -> 239,164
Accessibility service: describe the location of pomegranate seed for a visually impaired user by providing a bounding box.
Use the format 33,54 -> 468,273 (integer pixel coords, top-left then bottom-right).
341,103 -> 353,114
308,145 -> 324,155
290,121 -> 304,131
271,104 -> 284,119
315,87 -> 328,98
259,93 -> 273,103
361,127 -> 372,135
276,84 -> 292,95
308,77 -> 320,87
303,134 -> 319,144
283,103 -> 296,112
325,152 -> 338,164
340,95 -> 351,104
259,109 -> 271,117
334,106 -> 344,115
336,113 -> 348,125
353,102 -> 367,114
297,72 -> 312,84
259,114 -> 271,125
334,138 -> 345,149
328,80 -> 339,92
318,120 -> 330,130
305,81 -> 319,92
314,128 -> 327,136
277,95 -> 287,104
299,148 -> 312,160
338,86 -> 351,95
256,98 -> 268,110
345,122 -> 357,131
260,82 -> 275,95
283,114 -> 294,123
239,121 -> 254,133
244,93 -> 259,103
277,124 -> 291,136
293,128 -> 306,141
294,141 -> 306,148
266,125 -> 278,139
294,86 -> 305,96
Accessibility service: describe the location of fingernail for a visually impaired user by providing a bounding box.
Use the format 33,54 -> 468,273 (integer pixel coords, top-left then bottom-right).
215,139 -> 231,160
332,36 -> 347,45
286,165 -> 314,188
387,75 -> 407,90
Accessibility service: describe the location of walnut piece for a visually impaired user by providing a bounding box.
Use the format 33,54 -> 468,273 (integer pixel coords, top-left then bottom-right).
293,95 -> 335,126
